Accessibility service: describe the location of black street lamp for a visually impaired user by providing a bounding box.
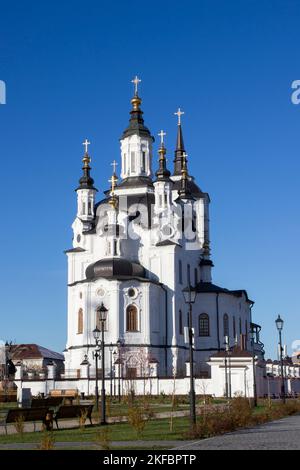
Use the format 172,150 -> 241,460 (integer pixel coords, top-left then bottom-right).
116,339 -> 123,403
275,314 -> 286,404
224,335 -> 229,399
97,303 -> 108,425
182,284 -> 197,428
92,327 -> 101,412
250,327 -> 258,407
109,343 -> 113,397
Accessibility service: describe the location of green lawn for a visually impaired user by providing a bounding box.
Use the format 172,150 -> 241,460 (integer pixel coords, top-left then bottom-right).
0,417 -> 190,445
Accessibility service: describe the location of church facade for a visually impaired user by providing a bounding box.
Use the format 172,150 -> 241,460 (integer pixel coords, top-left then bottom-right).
64,79 -> 264,380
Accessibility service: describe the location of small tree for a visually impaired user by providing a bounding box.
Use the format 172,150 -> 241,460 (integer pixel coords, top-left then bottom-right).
127,405 -> 146,438
95,428 -> 112,450
38,431 -> 55,450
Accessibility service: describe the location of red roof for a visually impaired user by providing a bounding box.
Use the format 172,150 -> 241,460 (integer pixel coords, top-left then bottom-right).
11,344 -> 64,361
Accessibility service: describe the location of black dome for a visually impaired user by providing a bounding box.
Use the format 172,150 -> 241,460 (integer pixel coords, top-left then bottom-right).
86,258 -> 146,280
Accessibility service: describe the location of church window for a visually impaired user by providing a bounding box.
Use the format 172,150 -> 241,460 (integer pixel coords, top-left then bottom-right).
187,264 -> 191,284
194,268 -> 198,285
223,313 -> 229,337
88,201 -> 92,215
126,305 -> 138,332
233,316 -> 236,339
179,310 -> 183,335
77,308 -> 83,334
142,151 -> 146,172
164,193 -> 168,205
239,317 -> 242,335
199,313 -> 210,337
131,152 -> 136,172
82,202 -> 86,215
113,239 -> 118,256
179,260 -> 183,284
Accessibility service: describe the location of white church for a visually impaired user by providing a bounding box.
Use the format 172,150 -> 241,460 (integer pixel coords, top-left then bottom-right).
63,77 -> 265,382
10,79 -> 300,400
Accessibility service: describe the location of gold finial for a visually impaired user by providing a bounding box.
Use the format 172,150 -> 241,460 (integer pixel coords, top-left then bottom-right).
174,108 -> 185,125
108,160 -> 118,209
82,139 -> 91,167
130,76 -> 142,110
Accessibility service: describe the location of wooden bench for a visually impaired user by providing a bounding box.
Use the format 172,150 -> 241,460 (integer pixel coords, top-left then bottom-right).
53,405 -> 93,428
1,407 -> 53,434
49,389 -> 78,405
31,397 -> 63,408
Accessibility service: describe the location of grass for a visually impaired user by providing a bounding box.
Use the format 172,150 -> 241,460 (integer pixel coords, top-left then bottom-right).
0,417 -> 190,444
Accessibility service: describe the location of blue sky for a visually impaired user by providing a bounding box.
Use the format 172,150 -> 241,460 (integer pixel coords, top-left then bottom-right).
0,0 -> 299,358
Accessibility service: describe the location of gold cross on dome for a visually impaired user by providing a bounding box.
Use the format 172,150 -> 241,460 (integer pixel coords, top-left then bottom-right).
131,75 -> 141,95
158,130 -> 166,145
82,139 -> 90,154
174,108 -> 185,125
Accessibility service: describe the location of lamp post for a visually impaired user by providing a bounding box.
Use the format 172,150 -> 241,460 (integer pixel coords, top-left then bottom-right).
99,303 -> 108,425
250,327 -> 258,407
275,314 -> 286,404
109,343 -> 113,397
116,339 -> 123,403
92,327 -> 101,412
182,285 -> 197,428
224,335 -> 229,399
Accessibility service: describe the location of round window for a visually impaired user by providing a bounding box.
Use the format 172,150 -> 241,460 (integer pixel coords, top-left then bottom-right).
128,288 -> 136,298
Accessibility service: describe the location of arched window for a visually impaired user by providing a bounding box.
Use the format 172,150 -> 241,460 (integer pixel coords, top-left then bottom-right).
179,310 -> 183,335
199,313 -> 210,337
77,308 -> 83,334
126,305 -> 138,332
187,264 -> 191,284
223,313 -> 229,337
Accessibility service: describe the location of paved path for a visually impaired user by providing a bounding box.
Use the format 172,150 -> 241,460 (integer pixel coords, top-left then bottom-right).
174,414 -> 300,450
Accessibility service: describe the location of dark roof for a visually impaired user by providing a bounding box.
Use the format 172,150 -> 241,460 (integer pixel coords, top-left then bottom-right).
121,94 -> 154,140
199,259 -> 214,267
117,176 -> 154,189
64,247 -> 86,254
172,177 -> 206,199
11,344 -> 64,361
211,347 -> 252,358
86,257 -> 146,280
195,282 -> 253,303
156,240 -> 181,247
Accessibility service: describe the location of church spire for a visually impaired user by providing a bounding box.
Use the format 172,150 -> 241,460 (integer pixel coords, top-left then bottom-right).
155,130 -> 171,181
178,152 -> 193,200
121,76 -> 154,140
173,108 -> 186,176
108,160 -> 118,210
77,139 -> 97,191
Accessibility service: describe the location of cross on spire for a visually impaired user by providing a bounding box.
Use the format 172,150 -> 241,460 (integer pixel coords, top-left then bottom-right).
111,160 -> 118,174
131,75 -> 141,95
174,108 -> 185,125
82,139 -> 90,154
158,130 -> 166,145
